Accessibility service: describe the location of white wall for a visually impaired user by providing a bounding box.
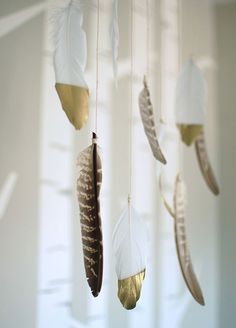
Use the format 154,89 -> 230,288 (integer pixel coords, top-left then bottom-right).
215,3 -> 236,327
0,1 -> 44,327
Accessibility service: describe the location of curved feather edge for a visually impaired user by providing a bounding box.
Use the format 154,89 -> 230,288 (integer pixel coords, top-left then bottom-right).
110,0 -> 119,86
138,76 -> 167,164
77,132 -> 103,297
53,0 -> 89,130
195,130 -> 220,195
174,174 -> 205,306
112,206 -> 148,309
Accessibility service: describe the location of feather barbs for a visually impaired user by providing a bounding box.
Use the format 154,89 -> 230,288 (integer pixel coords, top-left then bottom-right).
139,76 -> 167,164
77,132 -> 103,297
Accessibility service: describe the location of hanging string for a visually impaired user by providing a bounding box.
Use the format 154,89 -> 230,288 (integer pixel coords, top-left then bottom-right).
95,0 -> 100,134
177,0 -> 184,173
128,0 -> 134,205
146,0 -> 150,80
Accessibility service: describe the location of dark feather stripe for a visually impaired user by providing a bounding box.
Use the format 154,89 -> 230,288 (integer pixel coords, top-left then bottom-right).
138,76 -> 166,164
77,133 -> 103,297
195,130 -> 220,195
174,174 -> 205,306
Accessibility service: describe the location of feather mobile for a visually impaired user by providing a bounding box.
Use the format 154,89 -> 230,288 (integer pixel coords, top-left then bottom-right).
175,59 -> 220,195
77,132 -> 103,297
173,174 -> 205,306
139,76 -> 167,164
110,0 -> 119,85
195,130 -> 220,195
53,0 -> 89,130
112,205 -> 148,310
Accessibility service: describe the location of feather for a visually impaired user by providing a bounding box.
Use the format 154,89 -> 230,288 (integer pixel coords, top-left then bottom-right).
76,132 -> 103,297
112,205 -> 148,310
138,76 -> 167,164
175,59 -> 206,145
53,0 -> 89,130
195,130 -> 220,195
173,174 -> 205,306
110,0 -> 119,85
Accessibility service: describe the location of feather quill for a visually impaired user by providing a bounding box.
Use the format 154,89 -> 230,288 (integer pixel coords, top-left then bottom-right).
110,0 -> 119,85
112,205 -> 148,310
195,130 -> 220,195
174,174 -> 205,306
53,0 -> 89,130
138,76 -> 166,164
76,132 -> 103,297
175,59 -> 206,145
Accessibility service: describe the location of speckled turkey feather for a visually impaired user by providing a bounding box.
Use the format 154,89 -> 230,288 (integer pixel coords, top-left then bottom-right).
174,174 -> 205,306
77,133 -> 103,297
138,76 -> 166,164
195,130 -> 220,195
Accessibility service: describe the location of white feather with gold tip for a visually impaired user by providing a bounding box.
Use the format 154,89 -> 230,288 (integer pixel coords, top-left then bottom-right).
112,205 -> 148,310
175,59 -> 206,146
53,0 -> 89,130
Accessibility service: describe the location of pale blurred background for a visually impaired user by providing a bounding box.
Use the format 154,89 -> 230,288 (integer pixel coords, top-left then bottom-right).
0,0 -> 235,327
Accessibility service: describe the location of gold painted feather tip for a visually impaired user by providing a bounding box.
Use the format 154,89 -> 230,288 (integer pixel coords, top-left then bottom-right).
118,270 -> 145,310
56,83 -> 89,130
174,174 -> 205,306
77,132 -> 103,297
177,124 -> 203,146
195,130 -> 220,196
139,76 -> 167,164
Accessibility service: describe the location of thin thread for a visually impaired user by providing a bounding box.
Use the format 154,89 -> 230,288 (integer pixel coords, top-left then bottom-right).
95,0 -> 100,134
128,0 -> 134,205
177,0 -> 183,173
146,0 -> 149,79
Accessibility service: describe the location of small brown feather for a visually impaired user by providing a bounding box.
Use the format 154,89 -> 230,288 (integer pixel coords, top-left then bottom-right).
195,129 -> 220,195
138,76 -> 166,164
77,132 -> 103,297
173,174 -> 205,306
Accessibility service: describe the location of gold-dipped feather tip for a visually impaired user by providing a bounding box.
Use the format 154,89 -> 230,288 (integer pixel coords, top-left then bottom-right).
177,124 -> 203,146
118,270 -> 145,310
55,83 -> 89,130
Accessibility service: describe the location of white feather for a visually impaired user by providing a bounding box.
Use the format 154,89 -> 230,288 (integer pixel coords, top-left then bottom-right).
112,206 -> 148,280
175,58 -> 206,125
53,0 -> 87,87
110,0 -> 119,85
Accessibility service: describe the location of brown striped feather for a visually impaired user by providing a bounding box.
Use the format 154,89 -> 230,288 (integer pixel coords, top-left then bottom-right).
174,174 -> 205,306
195,130 -> 220,195
77,132 -> 103,297
138,76 -> 167,164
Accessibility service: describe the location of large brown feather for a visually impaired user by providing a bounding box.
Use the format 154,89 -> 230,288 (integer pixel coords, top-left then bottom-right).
174,174 -> 205,306
195,129 -> 220,195
77,132 -> 103,297
138,76 -> 166,164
